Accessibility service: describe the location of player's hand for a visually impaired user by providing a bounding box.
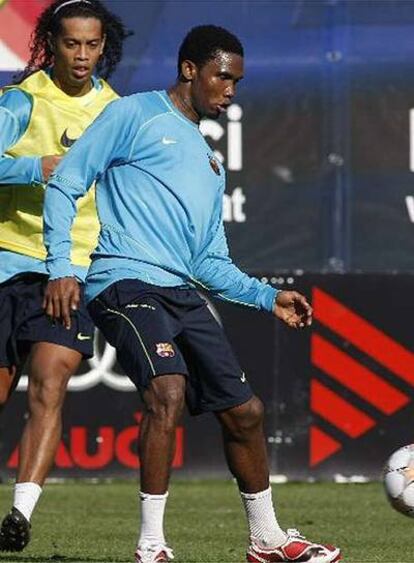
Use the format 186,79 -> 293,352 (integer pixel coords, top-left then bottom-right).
41,155 -> 62,181
273,290 -> 313,329
42,277 -> 80,330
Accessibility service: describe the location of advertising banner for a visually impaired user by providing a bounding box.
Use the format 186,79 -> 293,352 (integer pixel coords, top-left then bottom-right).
1,275 -> 414,480
270,274 -> 414,479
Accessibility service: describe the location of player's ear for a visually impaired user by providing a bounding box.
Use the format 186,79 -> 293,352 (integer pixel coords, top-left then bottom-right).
180,60 -> 197,82
99,34 -> 106,56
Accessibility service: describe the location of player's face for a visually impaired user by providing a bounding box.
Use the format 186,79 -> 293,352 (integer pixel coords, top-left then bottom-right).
51,17 -> 105,95
189,51 -> 244,120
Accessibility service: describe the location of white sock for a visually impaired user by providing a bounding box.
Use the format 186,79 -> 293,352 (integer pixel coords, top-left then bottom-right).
240,486 -> 287,548
13,482 -> 42,522
138,491 -> 168,547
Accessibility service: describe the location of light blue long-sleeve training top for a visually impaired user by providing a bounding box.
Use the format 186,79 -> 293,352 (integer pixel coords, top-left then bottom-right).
0,89 -> 47,282
44,90 -> 278,311
0,78 -> 101,283
0,89 -> 43,184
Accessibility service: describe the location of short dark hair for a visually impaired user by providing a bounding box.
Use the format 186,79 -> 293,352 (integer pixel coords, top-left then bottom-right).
15,0 -> 132,83
177,25 -> 243,76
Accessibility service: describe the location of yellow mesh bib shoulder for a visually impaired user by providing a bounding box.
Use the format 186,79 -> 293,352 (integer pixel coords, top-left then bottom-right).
0,70 -> 118,266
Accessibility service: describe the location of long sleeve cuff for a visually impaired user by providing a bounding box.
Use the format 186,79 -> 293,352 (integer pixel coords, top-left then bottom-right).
0,155 -> 43,186
257,285 -> 279,313
31,157 -> 44,184
46,258 -> 74,280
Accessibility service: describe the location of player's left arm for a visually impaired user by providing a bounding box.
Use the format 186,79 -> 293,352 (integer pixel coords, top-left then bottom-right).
43,97 -> 138,328
193,195 -> 312,328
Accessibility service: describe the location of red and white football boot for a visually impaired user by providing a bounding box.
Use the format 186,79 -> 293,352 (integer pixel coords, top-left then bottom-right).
246,528 -> 341,563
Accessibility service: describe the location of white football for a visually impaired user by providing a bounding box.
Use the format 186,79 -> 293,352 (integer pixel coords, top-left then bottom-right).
383,444 -> 414,517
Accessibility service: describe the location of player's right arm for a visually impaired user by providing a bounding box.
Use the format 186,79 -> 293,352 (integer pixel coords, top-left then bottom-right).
0,89 -> 60,183
193,187 -> 312,329
43,97 -> 137,328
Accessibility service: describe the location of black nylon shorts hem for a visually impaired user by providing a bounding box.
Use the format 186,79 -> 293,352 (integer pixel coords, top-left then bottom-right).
188,390 -> 255,417
18,335 -> 94,360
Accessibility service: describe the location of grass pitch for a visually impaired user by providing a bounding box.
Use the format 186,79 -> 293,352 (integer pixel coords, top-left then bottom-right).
0,480 -> 411,562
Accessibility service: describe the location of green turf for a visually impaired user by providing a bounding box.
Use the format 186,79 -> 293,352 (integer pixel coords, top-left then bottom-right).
0,480 -> 412,562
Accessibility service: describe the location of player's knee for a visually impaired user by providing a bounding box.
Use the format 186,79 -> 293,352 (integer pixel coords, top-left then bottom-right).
153,387 -> 185,422
145,379 -> 185,431
28,377 -> 68,411
220,396 -> 264,440
246,395 -> 265,424
236,396 -> 264,432
28,362 -> 72,411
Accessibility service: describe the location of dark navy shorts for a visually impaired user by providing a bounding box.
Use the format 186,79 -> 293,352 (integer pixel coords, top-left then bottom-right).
88,279 -> 253,415
0,274 -> 94,367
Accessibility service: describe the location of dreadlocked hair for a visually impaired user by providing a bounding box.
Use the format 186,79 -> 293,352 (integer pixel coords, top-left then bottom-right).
15,0 -> 132,83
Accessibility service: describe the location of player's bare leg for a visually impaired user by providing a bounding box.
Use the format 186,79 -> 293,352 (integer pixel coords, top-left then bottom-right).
17,342 -> 81,485
135,374 -> 185,561
216,397 -> 287,547
0,342 -> 81,553
216,396 -> 269,492
140,374 -> 186,493
216,397 -> 341,563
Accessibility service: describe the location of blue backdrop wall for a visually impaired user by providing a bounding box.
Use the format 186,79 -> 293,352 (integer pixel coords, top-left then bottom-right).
3,0 -> 414,274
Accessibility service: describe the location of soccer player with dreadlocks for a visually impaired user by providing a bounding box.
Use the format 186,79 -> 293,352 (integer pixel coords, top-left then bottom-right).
0,0 -> 130,551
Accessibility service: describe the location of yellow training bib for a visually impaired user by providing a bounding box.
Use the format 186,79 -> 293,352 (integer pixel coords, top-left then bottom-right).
0,70 -> 118,266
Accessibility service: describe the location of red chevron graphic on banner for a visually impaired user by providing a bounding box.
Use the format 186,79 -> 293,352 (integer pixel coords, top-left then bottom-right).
310,287 -> 414,467
312,333 -> 410,415
310,425 -> 341,467
311,379 -> 375,438
313,287 -> 414,387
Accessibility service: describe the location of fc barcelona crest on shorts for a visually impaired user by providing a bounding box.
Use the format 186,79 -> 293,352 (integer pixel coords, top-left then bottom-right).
208,155 -> 221,175
155,342 -> 175,358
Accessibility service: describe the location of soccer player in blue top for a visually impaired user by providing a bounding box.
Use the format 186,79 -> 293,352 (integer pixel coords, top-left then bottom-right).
43,25 -> 341,563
